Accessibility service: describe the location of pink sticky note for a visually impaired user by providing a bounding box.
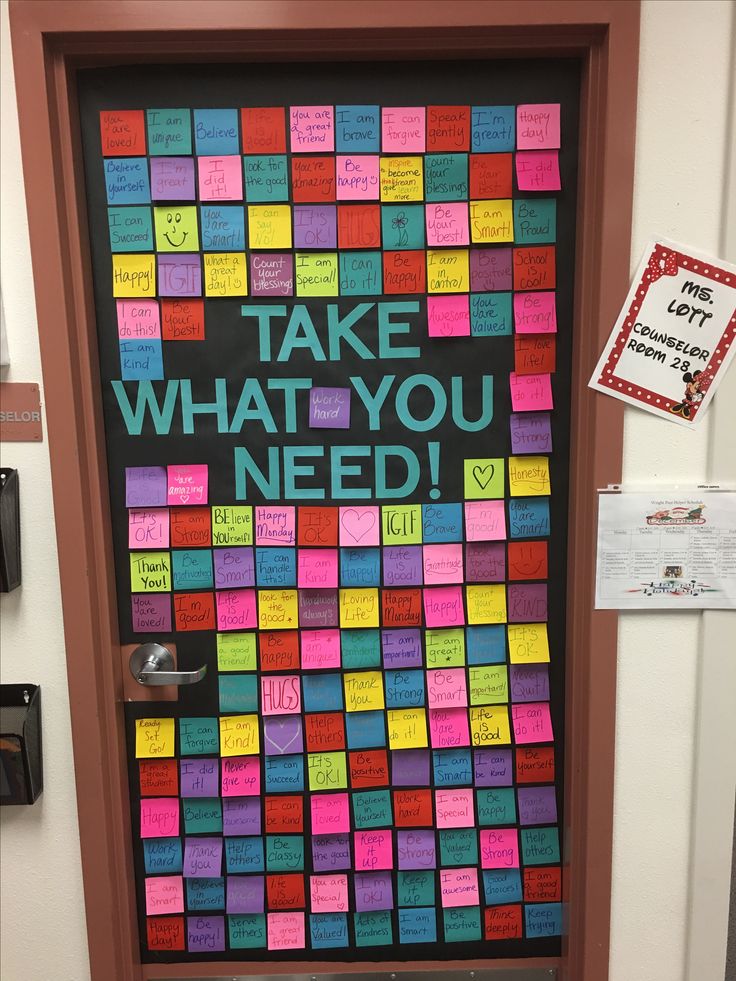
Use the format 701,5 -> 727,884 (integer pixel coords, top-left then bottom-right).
435,788 -> 475,828
216,588 -> 257,631
382,107 -> 426,152
425,202 -> 469,246
298,549 -> 338,589
464,500 -> 506,542
145,875 -> 184,915
339,506 -> 380,546
310,874 -> 349,913
300,628 -> 341,670
427,295 -> 471,338
117,299 -> 160,339
336,155 -> 380,200
515,150 -> 561,191
480,828 -> 520,868
422,543 -> 464,584
513,292 -> 557,334
427,668 -> 468,709
311,793 -> 350,835
197,155 -> 243,201
140,797 -> 179,838
429,707 -> 471,749
128,508 -> 169,549
516,104 -> 561,150
423,586 -> 465,627
255,506 -> 296,545
221,756 -> 260,796
261,675 -> 302,716
167,464 -> 207,505
509,372 -> 554,411
512,701 -> 554,744
267,911 -> 306,951
354,829 -> 393,871
290,106 -> 334,152
440,867 -> 479,908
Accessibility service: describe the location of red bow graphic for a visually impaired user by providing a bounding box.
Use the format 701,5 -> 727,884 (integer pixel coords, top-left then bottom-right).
647,250 -> 678,282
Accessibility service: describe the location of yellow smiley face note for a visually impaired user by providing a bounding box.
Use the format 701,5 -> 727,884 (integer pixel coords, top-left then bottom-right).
154,206 -> 199,252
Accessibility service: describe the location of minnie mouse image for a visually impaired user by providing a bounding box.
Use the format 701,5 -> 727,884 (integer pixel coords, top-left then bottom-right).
670,370 -> 705,419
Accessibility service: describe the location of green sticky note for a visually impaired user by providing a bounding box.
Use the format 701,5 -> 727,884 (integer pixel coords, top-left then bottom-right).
469,665 -> 508,705
229,913 -> 266,948
146,109 -> 192,156
381,205 -> 425,250
521,826 -> 560,865
463,458 -> 505,500
439,828 -> 478,866
212,506 -> 253,546
397,870 -> 435,907
308,751 -> 347,791
153,205 -> 199,252
130,551 -> 170,592
266,835 -> 304,871
477,787 -> 517,826
513,199 -> 557,244
179,717 -> 218,756
296,253 -> 339,297
217,632 -> 257,671
219,674 -> 258,713
353,790 -> 392,829
424,154 -> 469,202
381,504 -> 422,545
183,797 -> 222,834
443,906 -> 481,942
339,252 -> 382,296
425,628 -> 466,667
244,155 -> 289,202
108,206 -> 153,252
355,910 -> 393,947
341,629 -> 381,669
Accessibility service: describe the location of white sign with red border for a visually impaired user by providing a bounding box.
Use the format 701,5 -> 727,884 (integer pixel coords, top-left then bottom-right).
590,239 -> 736,426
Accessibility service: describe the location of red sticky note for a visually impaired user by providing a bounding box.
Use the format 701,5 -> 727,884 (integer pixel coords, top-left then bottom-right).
507,541 -> 548,581
174,592 -> 216,631
265,795 -> 304,834
513,246 -> 556,291
147,915 -> 185,951
514,335 -> 556,374
267,873 -> 305,910
241,107 -> 287,154
427,106 -> 471,151
393,788 -> 433,826
524,866 -> 562,902
485,904 -> 523,940
382,588 -> 422,627
169,507 -> 211,547
298,506 -> 339,546
337,205 -> 382,249
469,153 -> 513,198
516,746 -> 555,783
383,251 -> 426,294
161,299 -> 205,341
291,157 -> 336,202
139,759 -> 179,797
259,631 -> 300,671
349,749 -> 389,788
100,110 -> 146,156
305,713 -> 346,753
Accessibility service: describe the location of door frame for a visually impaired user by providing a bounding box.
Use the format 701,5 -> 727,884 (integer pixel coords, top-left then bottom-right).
8,2 -> 639,979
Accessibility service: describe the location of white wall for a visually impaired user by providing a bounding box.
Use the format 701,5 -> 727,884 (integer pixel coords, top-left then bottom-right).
0,3 -> 733,981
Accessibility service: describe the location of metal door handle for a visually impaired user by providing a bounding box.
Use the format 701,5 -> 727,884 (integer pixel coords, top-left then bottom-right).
129,643 -> 207,686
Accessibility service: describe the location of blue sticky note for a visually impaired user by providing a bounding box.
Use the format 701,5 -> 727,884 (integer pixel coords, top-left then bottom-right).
345,709 -> 386,750
256,547 -> 296,587
229,913 -> 267,948
200,205 -> 246,251
339,252 -> 382,296
521,826 -> 560,865
172,548 -> 213,590
108,206 -> 153,252
477,787 -> 516,825
179,718 -> 219,756
336,105 -> 380,152
352,790 -> 392,829
219,674 -> 258,714
399,907 -> 437,944
354,909 -> 393,946
340,629 -> 380,669
483,868 -> 522,905
302,673 -> 343,712
264,754 -> 304,792
471,293 -> 513,337
311,912 -> 349,949
193,109 -> 239,155
340,548 -> 381,587
424,154 -> 469,202
433,749 -> 473,786
183,798 -> 222,834
467,625 -> 506,665
471,106 -> 515,151
104,157 -> 151,205
244,155 -> 289,202
143,837 -> 182,874
422,503 -> 463,543
525,903 -> 563,937
513,199 -> 557,244
385,669 -> 425,708
508,498 -> 550,539
147,109 -> 192,156
225,836 -> 265,873
439,828 -> 478,866
119,339 -> 163,381
381,205 -> 425,250
397,870 -> 435,907
186,876 -> 225,911
444,906 -> 482,942
266,835 -> 304,872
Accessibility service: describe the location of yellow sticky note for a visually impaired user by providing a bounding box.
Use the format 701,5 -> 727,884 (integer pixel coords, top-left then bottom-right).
381,504 -> 422,545
247,204 -> 292,249
308,751 -> 348,791
130,551 -> 171,592
425,628 -> 466,667
344,671 -> 385,712
380,156 -> 424,202
135,718 -> 175,758
211,506 -> 253,545
258,589 -> 299,630
203,252 -> 247,296
508,623 -> 550,663
339,588 -> 379,628
470,199 -> 514,243
470,705 -> 511,747
295,253 -> 339,297
469,665 -> 508,705
153,205 -> 199,252
508,456 -> 551,497
219,714 -> 260,756
216,633 -> 257,671
463,458 -> 505,499
112,253 -> 156,297
426,249 -> 470,293
387,708 -> 428,749
466,584 -> 507,624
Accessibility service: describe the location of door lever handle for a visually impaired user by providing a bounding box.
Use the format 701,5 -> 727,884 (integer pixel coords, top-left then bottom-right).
129,643 -> 207,686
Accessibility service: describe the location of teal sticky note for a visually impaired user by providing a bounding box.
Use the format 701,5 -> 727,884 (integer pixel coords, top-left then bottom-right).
381,205 -> 425,250
183,798 -> 222,834
422,503 -> 463,543
472,106 -> 515,151
266,835 -> 304,871
340,548 -> 380,587
244,155 -> 289,202
521,826 -> 560,865
108,206 -> 153,252
433,749 -> 473,786
398,907 -> 437,944
310,913 -> 349,949
172,548 -> 213,590
525,902 -> 563,937
104,157 -> 151,205
439,828 -> 478,866
477,787 -> 517,825
397,870 -> 435,907
200,205 -> 245,251
256,547 -> 296,587
470,292 -> 512,337
508,498 -> 550,539
345,710 -> 386,750
219,675 -> 258,714
229,913 -> 266,948
483,868 -> 522,904
179,717 -> 219,756
385,669 -> 425,708
339,252 -> 382,296
424,154 -> 469,201
513,199 -> 557,244
194,109 -> 239,155
467,625 -> 506,665
187,877 -> 225,910
147,109 -> 192,156
336,106 -> 380,152
143,837 -> 182,874
225,836 -> 264,873
443,906 -> 481,942
355,909 -> 393,946
119,339 -> 162,381
302,674 -> 343,712
340,629 -> 380,669
353,790 -> 392,829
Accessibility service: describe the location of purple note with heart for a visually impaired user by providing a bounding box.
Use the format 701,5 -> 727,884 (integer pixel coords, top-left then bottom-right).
312,834 -> 352,872
227,874 -> 264,913
510,412 -> 553,454
264,716 -> 304,756
183,837 -> 223,878
517,786 -> 558,825
507,583 -> 548,622
355,872 -> 394,911
339,506 -> 380,546
391,749 -> 430,786
309,387 -> 351,429
222,797 -> 261,836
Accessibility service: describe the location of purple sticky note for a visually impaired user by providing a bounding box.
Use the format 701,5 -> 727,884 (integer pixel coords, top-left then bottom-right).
510,412 -> 553,455
470,248 -> 512,292
381,629 -> 422,668
391,749 -> 430,786
126,466 -> 167,507
250,253 -> 294,297
298,589 -> 339,628
507,583 -> 548,622
474,749 -> 513,787
183,837 -> 223,878
517,786 -> 558,825
312,834 -> 352,872
180,759 -> 218,797
309,387 -> 351,429
223,797 -> 261,836
465,543 -> 506,583
187,915 -> 225,952
158,254 -> 202,296
213,548 -> 255,589
510,665 -> 550,703
383,546 -> 423,587
131,594 -> 171,632
397,829 -> 436,870
293,205 -> 337,249
227,874 -> 264,913
150,157 -> 196,201
355,872 -> 394,911
263,716 -> 304,756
